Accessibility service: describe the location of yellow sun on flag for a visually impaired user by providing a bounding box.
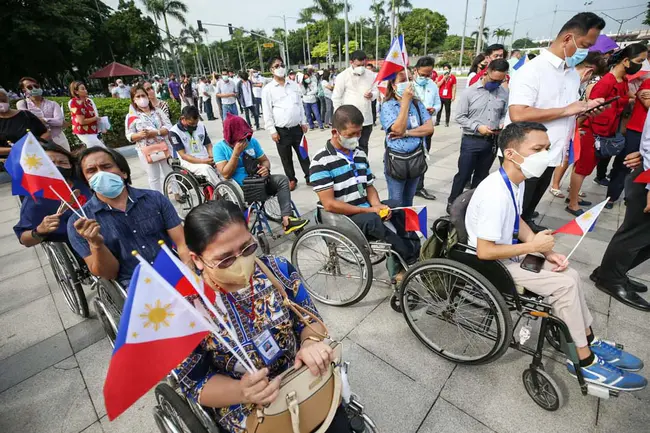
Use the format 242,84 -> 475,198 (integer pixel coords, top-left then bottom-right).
582,211 -> 593,220
140,299 -> 175,331
391,51 -> 399,59
23,154 -> 43,170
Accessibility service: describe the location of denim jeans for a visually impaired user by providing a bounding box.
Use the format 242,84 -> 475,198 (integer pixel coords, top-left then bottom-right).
222,103 -> 238,117
303,102 -> 323,129
385,174 -> 420,207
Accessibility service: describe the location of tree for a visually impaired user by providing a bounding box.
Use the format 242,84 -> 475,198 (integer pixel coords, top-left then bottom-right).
180,25 -> 206,74
311,0 -> 344,66
440,35 -> 475,52
297,8 -> 316,64
471,27 -> 490,49
370,1 -> 385,61
492,28 -> 512,44
149,0 -> 188,75
512,37 -> 534,49
644,1 -> 650,26
311,41 -> 336,59
402,8 -> 448,55
390,0 -> 412,40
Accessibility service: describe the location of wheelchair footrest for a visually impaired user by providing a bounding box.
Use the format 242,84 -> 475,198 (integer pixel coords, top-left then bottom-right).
586,383 -> 619,399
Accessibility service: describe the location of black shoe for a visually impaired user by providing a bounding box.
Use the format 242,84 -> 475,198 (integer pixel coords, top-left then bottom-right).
604,201 -> 614,210
565,206 -> 585,217
531,211 -> 540,219
435,121 -> 440,126
415,189 -> 436,200
525,220 -> 548,233
445,123 -> 449,127
565,198 -> 592,206
593,177 -> 610,187
627,278 -> 648,293
594,281 -> 650,311
284,217 -> 309,235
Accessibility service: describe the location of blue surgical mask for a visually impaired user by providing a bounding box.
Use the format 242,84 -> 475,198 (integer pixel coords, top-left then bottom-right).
415,76 -> 428,86
565,36 -> 589,68
89,171 -> 125,198
395,82 -> 410,97
484,81 -> 501,92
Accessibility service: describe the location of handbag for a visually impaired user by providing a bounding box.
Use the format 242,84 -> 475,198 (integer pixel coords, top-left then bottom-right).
141,141 -> 171,163
247,258 -> 342,433
384,101 -> 428,180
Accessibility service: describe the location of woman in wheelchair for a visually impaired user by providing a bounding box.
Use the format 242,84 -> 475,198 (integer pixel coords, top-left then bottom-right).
14,142 -> 91,247
464,121 -> 646,391
214,114 -> 308,235
168,105 -> 221,186
175,200 -> 354,432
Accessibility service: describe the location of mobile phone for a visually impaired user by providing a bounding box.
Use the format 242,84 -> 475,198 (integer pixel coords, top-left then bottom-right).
584,95 -> 620,114
520,254 -> 545,273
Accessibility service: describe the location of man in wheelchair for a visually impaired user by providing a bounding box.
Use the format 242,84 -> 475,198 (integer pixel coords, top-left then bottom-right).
214,114 -> 308,234
310,105 -> 420,276
465,121 -> 646,391
168,106 -> 221,186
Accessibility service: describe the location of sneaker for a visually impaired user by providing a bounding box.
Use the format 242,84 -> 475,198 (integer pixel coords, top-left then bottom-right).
567,356 -> 647,391
590,338 -> 644,371
593,177 -> 610,187
284,217 -> 309,234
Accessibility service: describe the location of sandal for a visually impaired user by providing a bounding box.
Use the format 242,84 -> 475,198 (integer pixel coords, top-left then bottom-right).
549,188 -> 566,199
565,206 -> 585,217
565,198 -> 592,206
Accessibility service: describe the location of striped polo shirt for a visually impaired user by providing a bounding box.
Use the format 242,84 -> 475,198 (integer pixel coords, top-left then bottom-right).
309,141 -> 375,207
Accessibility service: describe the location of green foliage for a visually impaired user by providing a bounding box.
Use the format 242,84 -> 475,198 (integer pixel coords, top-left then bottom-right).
312,42 -> 337,59
512,38 -> 535,49
401,8 -> 448,55
645,2 -> 650,26
438,51 -> 473,68
440,35 -> 475,52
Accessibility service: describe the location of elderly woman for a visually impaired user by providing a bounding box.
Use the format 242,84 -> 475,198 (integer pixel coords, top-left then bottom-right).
0,88 -> 49,157
175,199 -> 352,433
125,84 -> 173,193
68,81 -> 105,148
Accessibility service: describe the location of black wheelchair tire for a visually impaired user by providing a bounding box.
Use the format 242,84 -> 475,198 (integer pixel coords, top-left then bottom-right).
544,322 -> 564,353
154,383 -> 208,433
262,196 -> 283,223
257,233 -> 271,255
522,368 -> 563,411
163,171 -> 204,219
399,258 -> 513,365
45,243 -> 89,318
93,297 -> 119,348
214,181 -> 246,210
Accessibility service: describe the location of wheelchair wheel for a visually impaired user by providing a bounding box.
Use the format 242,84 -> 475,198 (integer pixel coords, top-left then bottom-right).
93,297 -> 119,348
257,233 -> 270,255
214,181 -> 245,210
545,322 -> 564,353
262,196 -> 282,223
154,384 -> 208,433
164,171 -> 203,220
522,368 -> 563,411
399,258 -> 513,365
43,243 -> 89,318
291,226 -> 373,306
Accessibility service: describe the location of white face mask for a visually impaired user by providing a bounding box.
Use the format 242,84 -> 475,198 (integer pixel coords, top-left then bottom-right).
352,66 -> 365,75
511,150 -> 550,179
135,97 -> 149,108
0,102 -> 9,113
339,135 -> 359,150
273,67 -> 286,78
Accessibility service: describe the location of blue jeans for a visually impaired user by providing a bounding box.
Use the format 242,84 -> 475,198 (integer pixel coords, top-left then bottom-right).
385,174 -> 420,207
303,102 -> 322,129
222,103 -> 238,117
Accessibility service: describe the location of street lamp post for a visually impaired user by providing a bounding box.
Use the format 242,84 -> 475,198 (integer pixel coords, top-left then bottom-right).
459,0 -> 469,69
344,0 -> 350,65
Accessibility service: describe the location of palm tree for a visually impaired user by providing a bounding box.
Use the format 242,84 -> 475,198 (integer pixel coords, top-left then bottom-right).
471,26 -> 490,50
390,0 -> 412,41
311,0 -> 344,67
370,1 -> 384,62
148,0 -> 188,76
180,26 -> 206,75
297,8 -> 316,65
492,28 -> 512,44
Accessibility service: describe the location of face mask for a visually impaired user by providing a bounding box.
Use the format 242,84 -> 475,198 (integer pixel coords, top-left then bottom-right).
484,81 -> 501,92
564,36 -> 589,68
443,70 -> 450,75
338,134 -> 359,150
29,88 -> 43,97
222,76 -> 229,82
89,171 -> 125,198
135,97 -> 149,108
395,82 -> 409,97
273,67 -> 286,78
205,254 -> 256,287
511,150 -> 550,179
353,66 -> 365,75
0,103 -> 9,113
626,61 -> 643,75
415,76 -> 428,86
184,123 -> 197,133
57,166 -> 73,179
304,78 -> 311,84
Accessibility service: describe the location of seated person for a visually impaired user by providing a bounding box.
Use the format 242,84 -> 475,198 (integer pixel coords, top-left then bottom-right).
309,105 -> 420,277
14,142 -> 91,247
67,147 -> 190,288
213,114 -> 308,234
465,121 -> 646,391
168,105 -> 221,186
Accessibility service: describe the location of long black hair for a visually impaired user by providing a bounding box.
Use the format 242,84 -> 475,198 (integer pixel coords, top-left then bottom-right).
607,43 -> 647,67
184,200 -> 246,254
469,54 -> 486,74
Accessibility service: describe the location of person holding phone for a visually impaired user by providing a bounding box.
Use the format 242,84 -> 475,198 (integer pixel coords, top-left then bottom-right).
465,122 -> 646,392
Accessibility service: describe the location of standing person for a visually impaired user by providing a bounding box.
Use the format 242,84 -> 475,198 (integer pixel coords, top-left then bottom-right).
566,43 -> 647,216
216,70 -> 238,117
508,50 -> 522,70
380,72 -> 434,207
16,77 -> 70,150
168,74 -> 181,103
211,73 -> 222,120
0,88 -> 49,157
365,64 -> 378,125
468,44 -> 507,86
199,77 -> 216,121
435,64 -> 456,127
301,71 -> 324,130
181,76 -> 194,108
68,81 -> 105,148
413,57 -> 442,201
332,50 -> 378,154
448,59 -> 510,212
321,70 -> 335,128
236,71 -> 259,129
250,69 -> 265,117
506,12 -> 606,232
144,81 -> 171,119
467,54 -> 488,88
261,56 -> 310,191
125,84 -> 173,193
112,79 -> 131,99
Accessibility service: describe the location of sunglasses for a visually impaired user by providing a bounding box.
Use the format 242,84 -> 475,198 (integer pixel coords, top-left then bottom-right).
201,241 -> 258,269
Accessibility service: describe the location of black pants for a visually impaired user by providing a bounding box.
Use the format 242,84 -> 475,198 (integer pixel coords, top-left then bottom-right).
359,125 -> 373,155
203,99 -> 215,120
436,98 -> 452,125
522,166 -> 555,222
243,105 -> 260,129
598,167 -> 650,285
276,125 -> 311,183
448,135 -> 496,204
254,97 -> 262,116
371,100 -> 377,124
265,174 -> 292,217
606,129 -> 641,202
416,135 -> 433,192
322,405 -> 354,433
350,199 -> 421,265
596,156 -> 612,180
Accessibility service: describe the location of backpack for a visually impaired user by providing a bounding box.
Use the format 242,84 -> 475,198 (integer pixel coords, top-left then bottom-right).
419,218 -> 458,260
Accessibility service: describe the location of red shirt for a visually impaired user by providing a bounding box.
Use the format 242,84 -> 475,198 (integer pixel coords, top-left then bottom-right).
69,98 -> 98,135
437,74 -> 457,99
430,70 -> 438,82
627,78 -> 650,133
586,73 -> 630,137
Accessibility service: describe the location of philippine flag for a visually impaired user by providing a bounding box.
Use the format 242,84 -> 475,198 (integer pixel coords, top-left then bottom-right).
299,134 -> 309,159
568,126 -> 582,165
375,35 -> 409,83
5,132 -> 72,201
634,168 -> 650,184
403,206 -> 428,238
553,198 -> 608,236
103,263 -> 210,420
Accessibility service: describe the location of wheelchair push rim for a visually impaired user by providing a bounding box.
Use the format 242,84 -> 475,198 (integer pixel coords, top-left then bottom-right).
43,243 -> 89,317
164,172 -> 203,220
291,226 -> 373,306
154,384 -> 208,433
399,258 -> 513,364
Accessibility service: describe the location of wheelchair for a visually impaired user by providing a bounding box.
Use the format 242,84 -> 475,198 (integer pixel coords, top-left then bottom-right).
153,362 -> 379,433
395,189 -> 621,411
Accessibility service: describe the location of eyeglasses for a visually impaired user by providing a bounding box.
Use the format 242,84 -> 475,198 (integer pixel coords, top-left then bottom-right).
273,63 -> 286,69
200,241 -> 258,269
25,84 -> 40,90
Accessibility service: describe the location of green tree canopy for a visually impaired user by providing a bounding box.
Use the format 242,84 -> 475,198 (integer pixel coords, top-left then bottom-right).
512,37 -> 534,49
401,8 -> 448,55
440,35 -> 475,51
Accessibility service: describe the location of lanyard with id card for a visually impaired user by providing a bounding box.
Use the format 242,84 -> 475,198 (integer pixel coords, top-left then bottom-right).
186,132 -> 201,154
409,110 -> 420,129
337,149 -> 366,198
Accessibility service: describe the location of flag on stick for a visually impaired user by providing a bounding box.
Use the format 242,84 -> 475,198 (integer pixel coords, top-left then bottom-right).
375,35 -> 409,83
568,125 -> 582,165
553,198 -> 608,236
299,134 -> 309,159
401,206 -> 428,238
634,168 -> 650,184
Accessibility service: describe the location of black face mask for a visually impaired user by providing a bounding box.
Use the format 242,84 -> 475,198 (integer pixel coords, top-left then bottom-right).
57,166 -> 73,179
625,62 -> 643,75
184,124 -> 197,133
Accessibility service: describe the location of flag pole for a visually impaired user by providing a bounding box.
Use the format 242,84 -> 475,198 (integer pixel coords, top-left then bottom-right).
66,184 -> 88,219
562,230 -> 588,266
48,186 -> 83,219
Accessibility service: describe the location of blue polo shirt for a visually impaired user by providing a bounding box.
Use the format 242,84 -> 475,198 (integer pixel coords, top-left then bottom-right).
213,138 -> 264,185
67,186 -> 182,286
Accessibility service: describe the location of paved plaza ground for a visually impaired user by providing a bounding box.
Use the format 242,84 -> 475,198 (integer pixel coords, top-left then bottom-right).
1,78 -> 649,433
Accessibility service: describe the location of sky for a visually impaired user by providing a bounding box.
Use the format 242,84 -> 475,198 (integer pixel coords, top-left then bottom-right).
104,0 -> 648,43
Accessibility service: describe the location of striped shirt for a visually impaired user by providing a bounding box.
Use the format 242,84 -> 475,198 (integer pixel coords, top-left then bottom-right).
309,141 -> 375,207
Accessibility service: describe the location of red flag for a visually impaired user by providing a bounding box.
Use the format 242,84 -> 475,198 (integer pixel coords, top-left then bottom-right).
634,168 -> 650,184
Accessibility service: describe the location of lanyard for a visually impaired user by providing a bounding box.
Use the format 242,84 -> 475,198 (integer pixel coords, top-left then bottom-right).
499,167 -> 519,245
337,149 -> 360,182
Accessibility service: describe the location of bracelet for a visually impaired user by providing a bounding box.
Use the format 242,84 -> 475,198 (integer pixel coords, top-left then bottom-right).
301,335 -> 322,345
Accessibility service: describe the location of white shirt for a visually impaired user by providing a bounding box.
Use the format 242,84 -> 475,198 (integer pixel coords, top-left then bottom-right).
332,67 -> 378,126
251,75 -> 265,98
321,79 -> 333,98
465,170 -> 525,249
261,78 -> 307,135
505,49 -> 580,167
240,80 -> 254,107
113,85 -> 131,99
216,80 -> 237,105
198,82 -> 210,101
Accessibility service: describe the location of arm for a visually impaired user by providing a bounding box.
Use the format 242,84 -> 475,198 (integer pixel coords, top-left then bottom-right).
455,92 -> 476,131
331,74 -> 345,110
317,188 -> 374,216
366,185 -> 382,207
452,83 -> 457,101
432,85 -> 442,114
261,87 -> 277,135
215,141 -> 247,180
307,83 -> 318,97
167,224 -> 191,266
476,218 -> 554,261
389,97 -> 413,136
44,101 -> 64,127
178,149 -> 212,164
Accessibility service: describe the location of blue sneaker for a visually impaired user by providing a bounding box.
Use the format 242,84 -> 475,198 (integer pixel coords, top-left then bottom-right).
590,338 -> 644,371
567,356 -> 647,392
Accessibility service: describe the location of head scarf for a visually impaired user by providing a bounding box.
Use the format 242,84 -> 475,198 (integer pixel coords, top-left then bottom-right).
222,114 -> 253,146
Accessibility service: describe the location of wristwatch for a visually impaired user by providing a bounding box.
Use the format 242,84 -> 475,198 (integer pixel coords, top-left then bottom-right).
31,229 -> 46,241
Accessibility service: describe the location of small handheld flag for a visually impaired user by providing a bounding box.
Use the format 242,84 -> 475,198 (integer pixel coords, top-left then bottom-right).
402,206 -> 428,238
634,168 -> 650,184
554,198 -> 609,265
299,134 -> 309,159
375,35 -> 409,83
568,125 -> 582,165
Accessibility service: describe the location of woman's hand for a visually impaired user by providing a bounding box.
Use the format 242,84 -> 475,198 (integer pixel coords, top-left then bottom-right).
239,368 -> 280,406
401,84 -> 414,103
294,340 -> 334,376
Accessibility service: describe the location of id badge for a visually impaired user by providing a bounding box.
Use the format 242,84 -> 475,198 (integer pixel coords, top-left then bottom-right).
252,329 -> 283,365
442,88 -> 449,97
409,113 -> 419,129
357,183 -> 366,197
190,138 -> 199,153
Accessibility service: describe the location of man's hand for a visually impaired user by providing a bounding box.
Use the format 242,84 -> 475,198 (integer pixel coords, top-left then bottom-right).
645,191 -> 650,214
623,151 -> 642,170
294,340 -> 334,376
36,213 -> 62,235
387,131 -> 405,140
544,251 -> 569,272
567,98 -> 605,117
531,229 -> 555,253
239,368 -> 280,406
638,89 -> 650,101
427,107 -> 435,114
233,140 -> 248,156
73,218 -> 104,248
477,125 -> 495,136
301,124 -> 309,133
364,90 -> 373,100
271,133 -> 280,143
369,204 -> 391,220
257,165 -> 269,177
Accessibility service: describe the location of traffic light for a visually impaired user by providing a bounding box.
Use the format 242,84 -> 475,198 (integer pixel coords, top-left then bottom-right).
197,20 -> 203,32
228,23 -> 234,36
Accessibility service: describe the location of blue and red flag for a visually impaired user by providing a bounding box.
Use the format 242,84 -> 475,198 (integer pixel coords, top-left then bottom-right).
513,56 -> 526,71
403,206 -> 428,238
568,124 -> 582,165
299,134 -> 309,159
375,35 -> 409,83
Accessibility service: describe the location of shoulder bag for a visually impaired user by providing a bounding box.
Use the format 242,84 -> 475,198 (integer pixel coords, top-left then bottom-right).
384,100 -> 428,180
140,112 -> 171,164
246,258 -> 342,433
